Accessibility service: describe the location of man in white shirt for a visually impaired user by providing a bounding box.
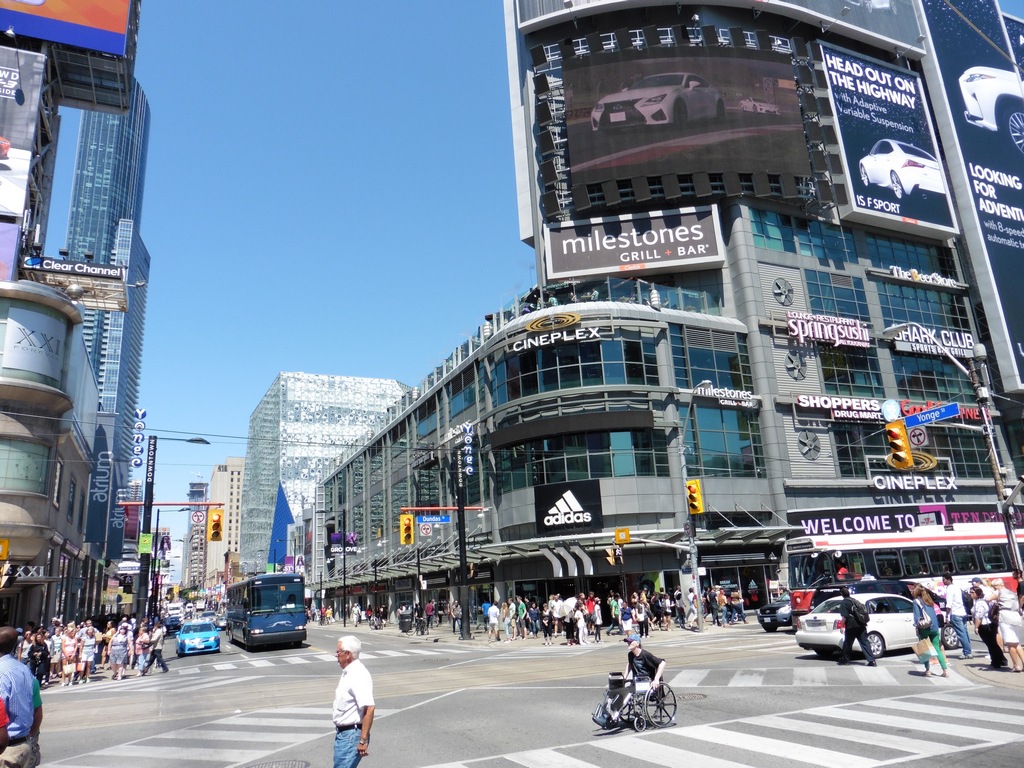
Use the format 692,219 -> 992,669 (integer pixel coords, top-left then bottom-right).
942,572 -> 973,659
333,636 -> 375,768
487,603 -> 500,642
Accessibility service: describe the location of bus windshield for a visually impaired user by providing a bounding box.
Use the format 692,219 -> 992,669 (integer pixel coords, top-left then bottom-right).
251,584 -> 303,614
788,553 -> 835,589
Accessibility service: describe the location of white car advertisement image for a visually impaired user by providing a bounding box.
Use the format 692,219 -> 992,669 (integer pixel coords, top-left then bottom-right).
919,0 -> 1024,391
819,44 -> 956,234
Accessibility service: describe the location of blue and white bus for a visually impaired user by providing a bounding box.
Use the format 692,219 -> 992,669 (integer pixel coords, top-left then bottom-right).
226,572 -> 307,650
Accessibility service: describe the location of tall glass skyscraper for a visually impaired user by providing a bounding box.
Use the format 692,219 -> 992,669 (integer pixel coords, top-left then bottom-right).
64,79 -> 151,467
239,373 -> 407,572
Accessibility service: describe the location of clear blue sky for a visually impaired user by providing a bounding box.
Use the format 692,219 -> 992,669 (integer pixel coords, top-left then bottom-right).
45,2 -> 533,543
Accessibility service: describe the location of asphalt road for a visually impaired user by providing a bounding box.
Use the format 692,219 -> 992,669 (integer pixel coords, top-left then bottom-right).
36,621 -> 1024,768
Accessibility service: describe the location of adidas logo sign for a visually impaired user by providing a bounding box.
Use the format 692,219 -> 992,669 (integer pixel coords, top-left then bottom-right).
543,490 -> 593,527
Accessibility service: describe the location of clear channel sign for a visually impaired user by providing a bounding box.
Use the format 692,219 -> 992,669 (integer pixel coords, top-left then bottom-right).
903,402 -> 961,428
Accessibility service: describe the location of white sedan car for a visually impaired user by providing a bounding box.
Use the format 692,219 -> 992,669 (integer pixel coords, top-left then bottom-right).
739,98 -> 779,114
959,66 -> 1024,153
858,139 -> 946,200
794,593 -> 918,659
591,72 -> 725,131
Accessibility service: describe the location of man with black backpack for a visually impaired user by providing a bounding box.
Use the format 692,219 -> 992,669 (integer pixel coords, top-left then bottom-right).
837,587 -> 876,666
941,572 -> 973,659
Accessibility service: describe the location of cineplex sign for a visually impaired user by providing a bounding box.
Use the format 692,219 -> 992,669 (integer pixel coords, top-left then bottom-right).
544,207 -> 725,280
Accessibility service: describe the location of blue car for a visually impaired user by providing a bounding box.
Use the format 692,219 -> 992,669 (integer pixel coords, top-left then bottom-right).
176,620 -> 221,657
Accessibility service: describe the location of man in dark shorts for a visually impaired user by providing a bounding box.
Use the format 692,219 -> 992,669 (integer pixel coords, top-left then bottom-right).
603,633 -> 666,723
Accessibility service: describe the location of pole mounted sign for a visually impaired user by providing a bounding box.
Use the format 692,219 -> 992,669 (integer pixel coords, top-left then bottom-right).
903,402 -> 960,428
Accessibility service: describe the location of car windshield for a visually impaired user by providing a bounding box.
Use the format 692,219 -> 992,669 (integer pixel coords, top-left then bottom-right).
182,623 -> 214,634
200,612 -> 216,619
811,598 -> 843,614
635,74 -> 685,88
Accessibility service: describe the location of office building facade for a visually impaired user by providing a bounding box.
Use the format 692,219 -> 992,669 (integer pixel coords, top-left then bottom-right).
317,1 -> 1023,617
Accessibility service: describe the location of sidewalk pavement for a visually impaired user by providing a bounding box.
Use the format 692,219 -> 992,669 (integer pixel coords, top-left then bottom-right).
317,617 -> 1024,691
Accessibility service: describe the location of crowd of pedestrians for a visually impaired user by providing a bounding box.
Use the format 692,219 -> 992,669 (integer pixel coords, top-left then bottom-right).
11,615 -> 171,689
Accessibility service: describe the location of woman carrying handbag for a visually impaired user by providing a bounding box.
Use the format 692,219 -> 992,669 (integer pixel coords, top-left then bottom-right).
912,584 -> 948,677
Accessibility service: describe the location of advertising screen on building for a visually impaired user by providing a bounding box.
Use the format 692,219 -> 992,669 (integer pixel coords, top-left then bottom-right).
562,45 -> 811,188
0,0 -> 130,56
545,206 -> 724,280
0,46 -> 44,219
919,0 -> 1024,391
774,0 -> 923,47
534,479 -> 603,535
819,44 -> 957,237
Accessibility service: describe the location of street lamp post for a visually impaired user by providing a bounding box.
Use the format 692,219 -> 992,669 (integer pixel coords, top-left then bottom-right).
679,380 -> 711,633
134,435 -> 210,618
882,322 -> 1023,573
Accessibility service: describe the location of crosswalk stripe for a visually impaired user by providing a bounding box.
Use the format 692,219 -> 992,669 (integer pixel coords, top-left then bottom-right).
212,663 -> 237,671
87,745 -> 266,762
791,667 -> 828,686
809,705 -> 1011,743
406,649 -> 442,655
315,653 -> 337,661
666,725 -> 881,768
668,669 -> 710,687
864,698 -> 1024,727
174,729 -> 297,743
931,691 -> 1024,713
505,748 -> 600,767
266,707 -> 332,715
726,669 -> 765,687
221,716 -> 326,730
596,733 -> 751,767
375,650 -> 406,657
852,666 -> 899,686
281,656 -> 310,665
743,714 -> 950,756
247,659 -> 273,667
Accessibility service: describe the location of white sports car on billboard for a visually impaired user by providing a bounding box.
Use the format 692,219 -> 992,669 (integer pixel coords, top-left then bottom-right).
591,72 -> 725,131
858,139 -> 946,200
959,66 -> 1024,153
739,98 -> 779,114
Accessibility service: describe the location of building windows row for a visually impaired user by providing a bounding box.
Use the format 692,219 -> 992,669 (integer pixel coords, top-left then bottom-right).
750,209 -> 856,263
686,407 -> 764,479
876,281 -> 970,333
670,326 -> 753,392
495,429 -> 669,493
831,424 -> 989,479
492,330 -> 659,406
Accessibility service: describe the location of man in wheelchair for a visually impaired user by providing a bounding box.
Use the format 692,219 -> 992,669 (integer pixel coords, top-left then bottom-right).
603,633 -> 666,724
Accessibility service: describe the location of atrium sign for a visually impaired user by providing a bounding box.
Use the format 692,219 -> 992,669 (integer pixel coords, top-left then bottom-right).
786,311 -> 871,348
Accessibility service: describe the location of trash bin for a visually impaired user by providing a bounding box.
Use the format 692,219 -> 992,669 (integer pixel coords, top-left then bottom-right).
398,609 -> 413,634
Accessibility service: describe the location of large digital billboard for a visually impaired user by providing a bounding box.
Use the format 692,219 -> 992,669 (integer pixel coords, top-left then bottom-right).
819,44 -> 957,237
919,0 -> 1024,391
753,0 -> 923,48
545,206 -> 724,280
562,45 -> 811,189
0,46 -> 43,219
0,1 -> 130,56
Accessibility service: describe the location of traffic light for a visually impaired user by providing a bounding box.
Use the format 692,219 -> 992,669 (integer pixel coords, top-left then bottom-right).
400,513 -> 415,546
884,420 -> 914,470
685,479 -> 704,515
207,508 -> 224,541
605,546 -> 624,566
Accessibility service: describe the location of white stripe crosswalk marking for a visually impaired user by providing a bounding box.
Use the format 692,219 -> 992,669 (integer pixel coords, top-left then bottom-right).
375,650 -> 406,657
406,649 -> 442,655
87,745 -> 267,762
221,716 -> 326,729
668,669 -> 710,687
852,665 -> 899,685
726,669 -> 765,687
178,667 -> 200,675
281,656 -> 311,665
809,705 -> 1015,743
505,749 -> 600,768
315,653 -> 337,661
864,698 -> 1024,727
791,667 -> 828,686
212,663 -> 237,671
743,714 -> 951,756
666,725 -> 881,768
596,734 -> 752,767
262,707 -> 332,715
171,729 -> 298,742
247,659 -> 273,667
931,691 -> 1024,712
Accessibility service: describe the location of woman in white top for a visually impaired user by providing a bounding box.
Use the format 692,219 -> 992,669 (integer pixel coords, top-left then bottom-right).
990,578 -> 1023,672
971,585 -> 1007,669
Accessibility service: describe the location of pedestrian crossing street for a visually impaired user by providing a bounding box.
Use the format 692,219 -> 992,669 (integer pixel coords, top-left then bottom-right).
421,690 -> 1024,768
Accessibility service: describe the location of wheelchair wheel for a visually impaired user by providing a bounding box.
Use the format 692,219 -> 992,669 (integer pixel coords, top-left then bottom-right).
632,712 -> 647,732
644,683 -> 677,728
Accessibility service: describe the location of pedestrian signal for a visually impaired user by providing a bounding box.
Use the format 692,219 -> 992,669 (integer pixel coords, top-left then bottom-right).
685,479 -> 704,515
400,513 -> 415,546
884,420 -> 913,470
207,509 -> 224,541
